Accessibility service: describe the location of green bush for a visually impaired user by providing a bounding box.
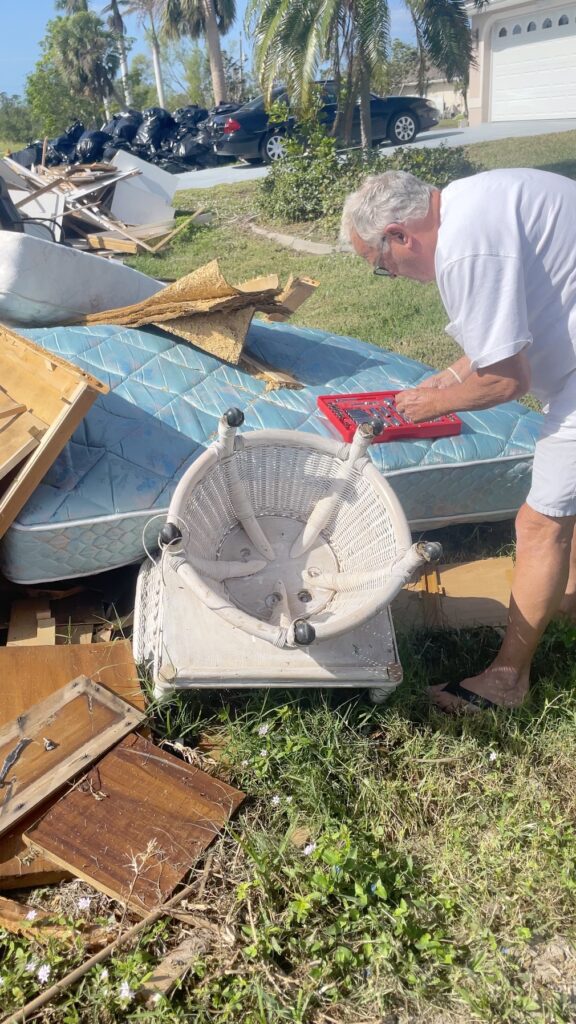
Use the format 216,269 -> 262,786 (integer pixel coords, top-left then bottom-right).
258,127 -> 481,225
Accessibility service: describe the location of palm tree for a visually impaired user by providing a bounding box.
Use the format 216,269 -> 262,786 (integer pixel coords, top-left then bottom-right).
55,0 -> 90,10
49,10 -> 121,119
247,0 -> 488,150
160,0 -> 236,106
121,0 -> 167,107
102,0 -> 133,105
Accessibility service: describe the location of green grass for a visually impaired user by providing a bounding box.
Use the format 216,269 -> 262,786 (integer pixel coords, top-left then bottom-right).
3,129 -> 576,1024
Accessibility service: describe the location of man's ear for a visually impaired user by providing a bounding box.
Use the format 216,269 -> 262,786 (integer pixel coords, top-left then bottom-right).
384,222 -> 410,245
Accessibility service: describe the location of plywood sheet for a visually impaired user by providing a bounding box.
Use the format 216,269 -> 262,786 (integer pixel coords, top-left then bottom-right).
0,675 -> 144,837
24,733 -> 245,914
7,599 -> 55,646
0,642 -> 145,889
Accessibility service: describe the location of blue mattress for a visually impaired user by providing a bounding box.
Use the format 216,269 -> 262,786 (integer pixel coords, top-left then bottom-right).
0,321 -> 542,583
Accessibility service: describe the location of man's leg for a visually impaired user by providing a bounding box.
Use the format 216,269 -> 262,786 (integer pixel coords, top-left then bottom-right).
431,504 -> 576,711
558,523 -> 576,620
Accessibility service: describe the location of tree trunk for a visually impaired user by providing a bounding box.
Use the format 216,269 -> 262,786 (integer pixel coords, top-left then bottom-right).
202,0 -> 228,105
148,20 -> 166,109
103,96 -> 111,120
118,37 -> 133,106
359,61 -> 372,152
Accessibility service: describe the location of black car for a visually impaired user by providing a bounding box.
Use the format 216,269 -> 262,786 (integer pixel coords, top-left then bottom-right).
208,84 -> 439,163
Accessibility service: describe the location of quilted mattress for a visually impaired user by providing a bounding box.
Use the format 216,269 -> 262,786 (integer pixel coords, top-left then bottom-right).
0,321 -> 542,583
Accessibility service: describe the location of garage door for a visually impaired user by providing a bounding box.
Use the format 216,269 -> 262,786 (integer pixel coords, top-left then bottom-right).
491,6 -> 576,120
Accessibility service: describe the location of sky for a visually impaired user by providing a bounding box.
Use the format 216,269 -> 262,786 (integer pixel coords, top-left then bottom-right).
0,1 -> 415,99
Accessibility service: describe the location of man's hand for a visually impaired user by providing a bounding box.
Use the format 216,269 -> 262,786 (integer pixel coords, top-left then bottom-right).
395,388 -> 442,423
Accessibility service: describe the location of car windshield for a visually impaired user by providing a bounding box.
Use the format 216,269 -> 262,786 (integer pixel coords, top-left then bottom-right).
239,88 -> 288,112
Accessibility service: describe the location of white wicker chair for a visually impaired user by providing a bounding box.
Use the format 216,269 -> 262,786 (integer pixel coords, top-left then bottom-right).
159,408 -> 440,650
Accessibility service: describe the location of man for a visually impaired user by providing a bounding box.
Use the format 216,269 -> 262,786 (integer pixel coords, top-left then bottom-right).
341,168 -> 576,712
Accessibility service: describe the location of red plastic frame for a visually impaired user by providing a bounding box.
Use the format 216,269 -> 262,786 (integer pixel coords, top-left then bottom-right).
317,390 -> 462,444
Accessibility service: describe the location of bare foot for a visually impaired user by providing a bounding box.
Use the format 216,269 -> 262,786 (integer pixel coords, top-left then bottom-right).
430,665 -> 530,713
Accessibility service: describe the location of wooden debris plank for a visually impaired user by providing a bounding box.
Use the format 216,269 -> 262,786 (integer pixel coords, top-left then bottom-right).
24,733 -> 245,914
0,413 -> 45,482
139,931 -> 214,1004
0,325 -> 108,540
0,642 -> 145,889
148,215 -> 196,254
0,640 -> 145,726
0,894 -> 116,948
7,600 -> 54,647
0,675 -> 144,837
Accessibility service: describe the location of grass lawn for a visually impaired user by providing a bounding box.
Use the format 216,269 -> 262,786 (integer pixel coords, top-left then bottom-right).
3,131 -> 576,1024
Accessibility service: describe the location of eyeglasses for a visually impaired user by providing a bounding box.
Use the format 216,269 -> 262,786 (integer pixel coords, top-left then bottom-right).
372,238 -> 396,278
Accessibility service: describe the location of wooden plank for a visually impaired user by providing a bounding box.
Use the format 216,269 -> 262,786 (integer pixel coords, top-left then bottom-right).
7,600 -> 53,646
0,676 -> 144,837
0,642 -> 144,889
0,894 -> 116,948
0,327 -> 108,540
24,733 -> 245,914
392,556 -> 514,631
139,931 -> 214,1004
0,640 -> 145,726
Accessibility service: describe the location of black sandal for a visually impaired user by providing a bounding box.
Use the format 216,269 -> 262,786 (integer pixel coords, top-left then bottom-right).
433,679 -> 499,710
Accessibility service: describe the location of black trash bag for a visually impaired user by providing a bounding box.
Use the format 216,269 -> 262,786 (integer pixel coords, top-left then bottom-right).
134,107 -> 176,151
112,115 -> 141,144
75,130 -> 113,163
102,143 -> 119,162
172,105 -> 209,129
65,120 -> 86,143
173,133 -> 212,165
101,114 -> 122,135
7,142 -> 44,169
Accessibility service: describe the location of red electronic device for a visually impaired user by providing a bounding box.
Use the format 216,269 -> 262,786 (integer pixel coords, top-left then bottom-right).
317,391 -> 462,443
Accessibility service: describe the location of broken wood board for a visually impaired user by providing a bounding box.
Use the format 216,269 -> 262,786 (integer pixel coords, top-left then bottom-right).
139,930 -> 214,1004
0,675 -> 144,838
0,643 -> 145,889
7,599 -> 55,646
0,640 -> 145,727
24,732 -> 245,914
392,556 -> 514,631
0,326 -> 108,540
0,894 -> 116,948
0,384 -> 47,482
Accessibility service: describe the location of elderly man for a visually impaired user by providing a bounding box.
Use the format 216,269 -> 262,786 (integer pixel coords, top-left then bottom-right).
341,168 -> 576,712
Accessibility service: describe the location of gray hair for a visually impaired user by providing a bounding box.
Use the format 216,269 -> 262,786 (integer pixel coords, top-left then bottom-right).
340,171 -> 436,250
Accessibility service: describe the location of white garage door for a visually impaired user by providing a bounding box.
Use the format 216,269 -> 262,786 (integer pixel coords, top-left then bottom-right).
491,5 -> 576,120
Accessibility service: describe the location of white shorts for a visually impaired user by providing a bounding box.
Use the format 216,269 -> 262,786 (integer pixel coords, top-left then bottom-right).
527,430 -> 576,517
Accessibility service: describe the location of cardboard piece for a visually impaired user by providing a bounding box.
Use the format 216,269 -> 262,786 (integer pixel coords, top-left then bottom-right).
0,676 -> 144,837
24,732 -> 245,914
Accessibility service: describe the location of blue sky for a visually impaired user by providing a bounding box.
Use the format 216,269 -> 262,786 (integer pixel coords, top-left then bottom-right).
1,1 -> 415,98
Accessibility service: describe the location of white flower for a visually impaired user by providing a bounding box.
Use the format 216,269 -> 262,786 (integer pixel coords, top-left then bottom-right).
100,968 -> 109,981
303,842 -> 317,856
118,980 -> 134,1002
25,959 -> 38,973
271,795 -> 280,807
152,993 -> 162,1004
37,965 -> 51,985
285,796 -> 293,805
257,724 -> 269,737
77,896 -> 91,911
488,751 -> 498,762
26,909 -> 38,921
241,759 -> 249,767
260,749 -> 268,757
0,976 -> 4,986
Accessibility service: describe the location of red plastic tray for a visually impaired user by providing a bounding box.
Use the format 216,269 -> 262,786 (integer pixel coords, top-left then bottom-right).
317,391 -> 462,444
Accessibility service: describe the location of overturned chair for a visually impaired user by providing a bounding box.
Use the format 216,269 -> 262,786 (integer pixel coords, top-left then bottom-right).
134,408 -> 441,702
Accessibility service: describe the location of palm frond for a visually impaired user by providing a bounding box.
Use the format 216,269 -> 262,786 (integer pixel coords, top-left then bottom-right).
406,0 -> 474,81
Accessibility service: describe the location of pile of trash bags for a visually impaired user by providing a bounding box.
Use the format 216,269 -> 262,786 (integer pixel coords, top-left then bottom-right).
8,102 -> 242,174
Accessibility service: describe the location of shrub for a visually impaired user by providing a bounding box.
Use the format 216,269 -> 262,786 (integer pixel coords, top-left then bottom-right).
258,126 -> 481,225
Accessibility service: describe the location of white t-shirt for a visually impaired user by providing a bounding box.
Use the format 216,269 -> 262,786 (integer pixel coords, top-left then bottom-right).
435,168 -> 576,426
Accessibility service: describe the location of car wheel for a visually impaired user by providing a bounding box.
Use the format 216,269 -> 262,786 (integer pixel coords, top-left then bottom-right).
261,131 -> 286,163
389,112 -> 418,144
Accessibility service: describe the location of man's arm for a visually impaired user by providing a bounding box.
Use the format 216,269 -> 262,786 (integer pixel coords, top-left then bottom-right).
417,356 -> 472,389
395,351 -> 531,423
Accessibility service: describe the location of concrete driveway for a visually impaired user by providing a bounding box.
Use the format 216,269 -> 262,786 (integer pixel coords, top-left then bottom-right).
176,118 -> 576,190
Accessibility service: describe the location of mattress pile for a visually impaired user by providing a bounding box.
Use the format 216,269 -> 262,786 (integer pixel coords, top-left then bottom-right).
0,319 -> 542,583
